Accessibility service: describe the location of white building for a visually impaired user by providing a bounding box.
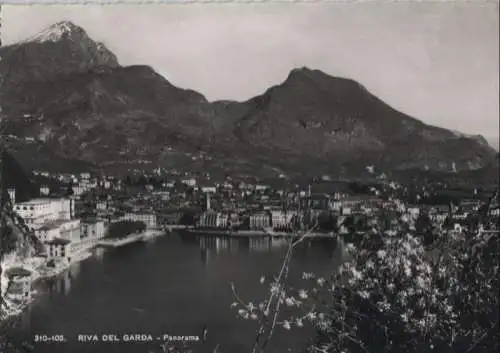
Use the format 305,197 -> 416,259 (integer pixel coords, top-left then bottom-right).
14,198 -> 75,230
81,220 -> 105,240
72,184 -> 89,197
250,213 -> 271,229
46,238 -> 72,263
80,219 -> 106,249
96,201 -> 108,211
40,185 -> 50,196
201,186 -> 217,194
8,188 -> 16,204
255,185 -> 269,192
198,212 -> 228,228
35,223 -> 61,243
122,212 -> 158,229
181,178 -> 196,187
35,219 -> 81,253
270,210 -> 294,228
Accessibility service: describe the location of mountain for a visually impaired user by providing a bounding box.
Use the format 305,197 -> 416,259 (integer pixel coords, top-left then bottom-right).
0,21 -> 497,180
0,21 -> 118,86
0,150 -> 39,203
211,68 -> 496,175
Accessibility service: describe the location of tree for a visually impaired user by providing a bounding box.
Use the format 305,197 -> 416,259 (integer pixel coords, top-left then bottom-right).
230,219 -> 498,353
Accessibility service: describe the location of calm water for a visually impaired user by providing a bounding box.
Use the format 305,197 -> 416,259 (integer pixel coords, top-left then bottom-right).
5,233 -> 347,353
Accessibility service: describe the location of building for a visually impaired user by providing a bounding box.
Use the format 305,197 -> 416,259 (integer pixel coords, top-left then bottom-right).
46,238 -> 72,263
35,224 -> 61,243
201,186 -> 217,194
406,205 -> 421,217
8,188 -> 16,204
300,194 -> 330,211
60,219 -> 82,252
81,219 -> 105,239
198,211 -> 228,228
181,178 -> 196,187
122,212 -> 158,229
72,184 -> 89,197
96,201 -> 108,211
270,210 -> 294,229
250,212 -> 272,229
80,219 -> 106,249
40,185 -> 50,196
34,219 -> 81,254
14,198 -> 75,230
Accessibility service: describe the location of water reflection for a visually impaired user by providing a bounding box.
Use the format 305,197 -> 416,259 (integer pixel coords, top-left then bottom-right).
94,247 -> 106,263
8,233 -> 344,353
44,260 -> 82,296
197,235 -> 340,259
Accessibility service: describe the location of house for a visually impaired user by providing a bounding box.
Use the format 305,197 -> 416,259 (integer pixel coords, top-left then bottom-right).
198,211 -> 228,228
255,184 -> 269,192
14,198 -> 75,230
35,224 -> 60,243
80,219 -> 106,249
45,238 -> 72,263
96,201 -> 108,211
300,194 -> 330,211
250,212 -> 271,229
406,205 -> 421,217
8,188 -> 16,204
201,186 -> 217,194
122,212 -> 157,229
181,178 -> 196,187
489,206 -> 500,217
40,185 -> 50,196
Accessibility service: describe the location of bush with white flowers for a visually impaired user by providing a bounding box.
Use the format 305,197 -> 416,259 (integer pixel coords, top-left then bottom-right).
232,228 -> 498,353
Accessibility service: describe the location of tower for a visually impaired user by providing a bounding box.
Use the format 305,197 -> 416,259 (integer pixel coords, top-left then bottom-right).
206,192 -> 211,211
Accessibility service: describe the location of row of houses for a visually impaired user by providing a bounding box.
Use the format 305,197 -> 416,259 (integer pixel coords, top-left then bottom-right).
197,210 -> 295,230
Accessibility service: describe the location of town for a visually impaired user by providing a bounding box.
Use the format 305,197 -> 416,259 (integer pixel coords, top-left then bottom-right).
3,165 -> 499,316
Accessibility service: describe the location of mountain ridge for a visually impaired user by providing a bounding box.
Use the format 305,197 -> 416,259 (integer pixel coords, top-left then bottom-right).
0,21 -> 497,181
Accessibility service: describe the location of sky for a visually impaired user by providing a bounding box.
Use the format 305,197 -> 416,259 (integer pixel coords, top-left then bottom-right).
2,3 -> 499,144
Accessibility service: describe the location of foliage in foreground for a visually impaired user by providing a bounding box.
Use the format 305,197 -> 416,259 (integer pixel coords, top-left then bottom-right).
231,229 -> 499,353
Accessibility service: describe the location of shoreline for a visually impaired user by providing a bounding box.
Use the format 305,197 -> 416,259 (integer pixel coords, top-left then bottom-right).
1,229 -> 165,322
184,228 -> 337,239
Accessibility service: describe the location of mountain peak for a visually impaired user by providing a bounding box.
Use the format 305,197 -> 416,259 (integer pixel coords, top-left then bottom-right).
28,21 -> 86,43
287,66 -> 323,80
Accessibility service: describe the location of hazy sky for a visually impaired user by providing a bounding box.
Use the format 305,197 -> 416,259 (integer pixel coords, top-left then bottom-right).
2,3 -> 499,140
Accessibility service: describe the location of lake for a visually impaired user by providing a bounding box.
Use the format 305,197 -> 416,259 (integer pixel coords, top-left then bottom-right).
4,233 -> 348,353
